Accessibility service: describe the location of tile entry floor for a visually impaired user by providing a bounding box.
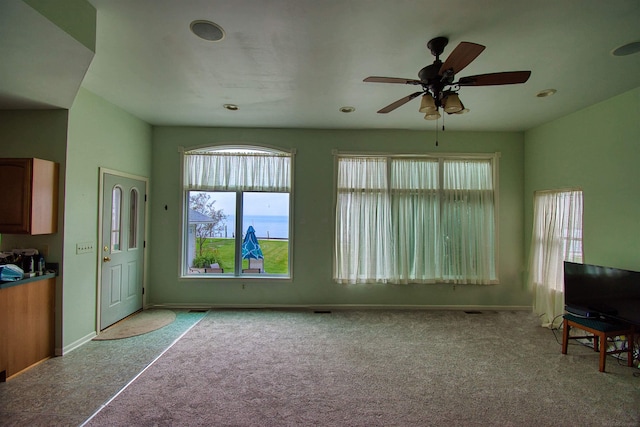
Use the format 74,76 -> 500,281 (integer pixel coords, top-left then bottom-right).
0,309 -> 207,427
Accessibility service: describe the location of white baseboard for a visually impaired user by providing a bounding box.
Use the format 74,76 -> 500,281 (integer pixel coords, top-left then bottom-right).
146,303 -> 531,312
58,331 -> 96,356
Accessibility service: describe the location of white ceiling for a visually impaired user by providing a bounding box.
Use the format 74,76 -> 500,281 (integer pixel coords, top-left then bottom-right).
3,0 -> 640,131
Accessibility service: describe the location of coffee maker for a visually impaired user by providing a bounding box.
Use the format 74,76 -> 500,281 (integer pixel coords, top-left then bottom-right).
13,248 -> 41,275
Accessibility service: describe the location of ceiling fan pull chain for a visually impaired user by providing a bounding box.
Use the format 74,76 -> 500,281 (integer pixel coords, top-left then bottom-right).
435,118 -> 439,147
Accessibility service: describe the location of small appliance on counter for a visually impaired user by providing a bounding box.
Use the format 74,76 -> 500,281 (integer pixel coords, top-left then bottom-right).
10,248 -> 45,277
0,251 -> 18,265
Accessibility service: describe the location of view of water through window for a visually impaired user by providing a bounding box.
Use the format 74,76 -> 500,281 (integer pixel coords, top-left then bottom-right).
221,215 -> 289,239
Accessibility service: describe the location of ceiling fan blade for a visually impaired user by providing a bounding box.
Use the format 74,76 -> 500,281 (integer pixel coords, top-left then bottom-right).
457,71 -> 531,86
364,76 -> 423,85
377,91 -> 423,113
439,42 -> 485,75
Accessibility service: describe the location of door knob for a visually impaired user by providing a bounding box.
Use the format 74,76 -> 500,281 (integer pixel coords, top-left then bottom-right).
103,256 -> 111,262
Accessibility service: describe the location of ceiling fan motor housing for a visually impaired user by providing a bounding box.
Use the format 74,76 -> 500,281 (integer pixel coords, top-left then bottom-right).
420,37 -> 457,103
418,63 -> 442,83
427,36 -> 448,58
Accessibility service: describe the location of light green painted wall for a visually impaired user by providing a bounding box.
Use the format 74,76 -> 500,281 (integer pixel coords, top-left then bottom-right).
0,91 -> 151,352
149,127 -> 528,308
0,109 -> 68,350
524,87 -> 640,272
64,87 -> 151,350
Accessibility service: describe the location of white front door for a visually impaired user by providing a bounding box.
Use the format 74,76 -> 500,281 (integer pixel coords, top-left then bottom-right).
100,172 -> 146,330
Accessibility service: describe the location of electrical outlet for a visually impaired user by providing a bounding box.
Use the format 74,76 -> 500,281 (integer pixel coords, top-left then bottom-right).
76,242 -> 95,254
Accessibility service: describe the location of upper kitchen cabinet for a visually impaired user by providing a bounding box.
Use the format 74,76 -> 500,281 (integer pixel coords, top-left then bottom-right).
0,158 -> 59,235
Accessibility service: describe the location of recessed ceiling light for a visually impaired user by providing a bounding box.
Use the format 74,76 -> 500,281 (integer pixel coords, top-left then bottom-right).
611,41 -> 640,57
223,104 -> 238,111
339,106 -> 356,113
536,89 -> 557,98
190,20 -> 225,42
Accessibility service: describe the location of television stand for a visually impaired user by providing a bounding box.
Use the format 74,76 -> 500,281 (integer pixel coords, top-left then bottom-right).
562,314 -> 635,372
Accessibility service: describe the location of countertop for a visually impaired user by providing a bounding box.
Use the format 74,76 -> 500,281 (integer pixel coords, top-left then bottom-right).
0,272 -> 56,290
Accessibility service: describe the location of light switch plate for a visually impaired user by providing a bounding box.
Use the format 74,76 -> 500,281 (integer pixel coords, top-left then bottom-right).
76,242 -> 94,254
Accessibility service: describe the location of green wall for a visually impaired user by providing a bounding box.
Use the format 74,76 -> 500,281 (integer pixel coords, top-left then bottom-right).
524,87 -> 640,272
0,91 -> 151,353
148,127 -> 529,309
63,87 -> 152,351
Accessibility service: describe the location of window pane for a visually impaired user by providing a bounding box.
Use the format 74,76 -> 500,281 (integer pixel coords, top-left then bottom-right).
129,189 -> 138,249
111,186 -> 122,251
529,189 -> 583,327
335,155 -> 497,285
242,192 -> 289,274
440,159 -> 495,283
391,159 -> 439,282
187,191 -> 234,275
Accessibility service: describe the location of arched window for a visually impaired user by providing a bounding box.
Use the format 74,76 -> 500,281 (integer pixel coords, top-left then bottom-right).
182,146 -> 294,278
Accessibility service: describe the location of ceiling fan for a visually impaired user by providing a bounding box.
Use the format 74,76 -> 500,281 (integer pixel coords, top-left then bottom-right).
364,37 -> 531,120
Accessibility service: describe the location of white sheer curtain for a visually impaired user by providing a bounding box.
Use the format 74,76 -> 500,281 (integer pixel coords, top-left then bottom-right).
184,151 -> 291,191
334,154 -> 497,285
441,160 -> 496,284
528,189 -> 583,328
391,159 -> 440,283
334,157 -> 394,284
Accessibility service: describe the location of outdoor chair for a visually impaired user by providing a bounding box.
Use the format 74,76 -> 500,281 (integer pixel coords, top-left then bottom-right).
242,258 -> 263,273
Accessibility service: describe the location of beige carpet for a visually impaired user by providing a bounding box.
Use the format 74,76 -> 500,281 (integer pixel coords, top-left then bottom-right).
85,310 -> 640,426
93,309 -> 176,340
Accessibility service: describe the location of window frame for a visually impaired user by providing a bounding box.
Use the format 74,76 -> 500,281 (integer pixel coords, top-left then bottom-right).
528,188 -> 584,327
333,151 -> 500,285
529,188 -> 584,291
179,144 -> 295,280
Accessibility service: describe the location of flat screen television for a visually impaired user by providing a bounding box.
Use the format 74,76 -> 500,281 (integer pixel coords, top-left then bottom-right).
564,261 -> 640,324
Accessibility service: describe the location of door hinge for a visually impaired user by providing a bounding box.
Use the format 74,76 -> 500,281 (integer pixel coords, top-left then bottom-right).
143,241 -> 146,248
144,194 -> 147,202
142,287 -> 145,295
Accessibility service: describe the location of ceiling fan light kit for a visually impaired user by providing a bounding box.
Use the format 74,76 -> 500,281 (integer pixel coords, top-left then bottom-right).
443,93 -> 463,113
424,111 -> 441,121
364,36 -> 531,122
419,94 -> 437,113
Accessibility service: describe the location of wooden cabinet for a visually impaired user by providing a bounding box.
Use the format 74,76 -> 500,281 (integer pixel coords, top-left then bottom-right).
0,158 -> 59,234
0,276 -> 56,381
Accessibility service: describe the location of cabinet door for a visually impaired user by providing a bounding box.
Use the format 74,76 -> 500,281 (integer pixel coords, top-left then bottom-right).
0,158 -> 32,234
30,158 -> 58,234
0,278 -> 55,381
0,158 -> 58,235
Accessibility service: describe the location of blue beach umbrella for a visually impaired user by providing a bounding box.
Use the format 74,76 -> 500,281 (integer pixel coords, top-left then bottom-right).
241,226 -> 264,260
